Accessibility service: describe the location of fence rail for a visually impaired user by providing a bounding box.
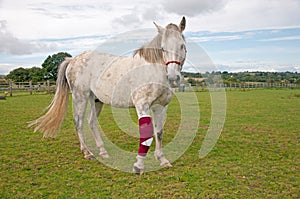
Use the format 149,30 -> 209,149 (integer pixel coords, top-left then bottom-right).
177,82 -> 300,92
0,80 -> 56,96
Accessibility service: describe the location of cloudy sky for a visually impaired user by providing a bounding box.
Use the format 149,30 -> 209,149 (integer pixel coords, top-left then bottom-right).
0,0 -> 300,74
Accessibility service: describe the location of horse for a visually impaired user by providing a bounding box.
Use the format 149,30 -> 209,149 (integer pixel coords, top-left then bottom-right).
29,17 -> 187,174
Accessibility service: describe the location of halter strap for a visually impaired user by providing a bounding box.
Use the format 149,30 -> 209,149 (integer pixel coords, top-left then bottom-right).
165,60 -> 182,66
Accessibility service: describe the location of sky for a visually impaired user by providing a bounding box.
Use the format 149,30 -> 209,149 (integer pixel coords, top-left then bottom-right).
0,0 -> 300,74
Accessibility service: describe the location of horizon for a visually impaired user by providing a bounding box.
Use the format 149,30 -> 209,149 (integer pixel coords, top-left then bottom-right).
1,67 -> 299,77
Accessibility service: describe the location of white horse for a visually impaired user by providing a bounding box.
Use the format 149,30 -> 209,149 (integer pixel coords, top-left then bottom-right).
30,17 -> 187,174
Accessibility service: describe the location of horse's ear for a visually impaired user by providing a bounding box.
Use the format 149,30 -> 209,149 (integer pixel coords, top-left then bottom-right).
179,16 -> 186,32
153,22 -> 164,34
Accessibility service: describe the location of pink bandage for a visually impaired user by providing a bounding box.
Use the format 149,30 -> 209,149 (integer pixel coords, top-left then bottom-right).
138,116 -> 154,156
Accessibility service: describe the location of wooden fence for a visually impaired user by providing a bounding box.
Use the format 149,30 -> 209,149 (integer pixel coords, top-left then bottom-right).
177,82 -> 300,92
0,80 -> 56,96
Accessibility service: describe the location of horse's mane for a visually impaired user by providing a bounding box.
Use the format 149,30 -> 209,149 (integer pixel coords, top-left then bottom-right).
133,23 -> 181,64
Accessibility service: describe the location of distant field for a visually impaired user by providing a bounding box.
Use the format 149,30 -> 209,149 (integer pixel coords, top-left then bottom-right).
0,89 -> 299,198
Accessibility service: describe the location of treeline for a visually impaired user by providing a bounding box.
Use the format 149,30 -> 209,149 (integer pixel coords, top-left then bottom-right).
5,52 -> 71,82
182,71 -> 300,85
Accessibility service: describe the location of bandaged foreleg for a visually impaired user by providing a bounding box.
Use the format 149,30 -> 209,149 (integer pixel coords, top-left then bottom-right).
138,116 -> 154,156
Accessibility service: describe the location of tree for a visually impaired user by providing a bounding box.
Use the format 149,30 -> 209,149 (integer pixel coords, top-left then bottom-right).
6,67 -> 46,82
42,52 -> 72,81
6,67 -> 30,82
28,67 -> 45,82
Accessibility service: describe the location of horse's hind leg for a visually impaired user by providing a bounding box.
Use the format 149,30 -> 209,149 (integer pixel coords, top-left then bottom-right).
87,95 -> 109,158
152,105 -> 172,168
72,91 -> 94,160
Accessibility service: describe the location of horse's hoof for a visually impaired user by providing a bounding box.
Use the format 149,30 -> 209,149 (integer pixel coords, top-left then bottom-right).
100,152 -> 109,159
84,154 -> 95,160
82,149 -> 95,160
133,166 -> 144,175
133,162 -> 144,175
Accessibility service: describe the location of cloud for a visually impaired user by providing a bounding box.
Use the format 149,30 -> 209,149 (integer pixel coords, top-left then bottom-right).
113,10 -> 142,27
161,0 -> 229,17
113,5 -> 164,29
188,35 -> 242,42
113,0 -> 229,28
260,36 -> 300,42
195,0 -> 300,32
30,7 -> 69,19
142,5 -> 164,21
0,20 -> 56,55
28,2 -> 108,19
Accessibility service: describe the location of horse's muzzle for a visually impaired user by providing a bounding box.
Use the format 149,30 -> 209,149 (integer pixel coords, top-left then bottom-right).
167,75 -> 181,88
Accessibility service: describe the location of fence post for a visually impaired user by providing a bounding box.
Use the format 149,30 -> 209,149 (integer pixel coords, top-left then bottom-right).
29,81 -> 32,95
47,80 -> 50,94
9,80 -> 12,96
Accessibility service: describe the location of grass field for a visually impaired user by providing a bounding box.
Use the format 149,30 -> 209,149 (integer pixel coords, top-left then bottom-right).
0,89 -> 299,198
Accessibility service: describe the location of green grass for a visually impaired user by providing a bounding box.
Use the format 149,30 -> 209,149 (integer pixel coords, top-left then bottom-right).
0,89 -> 299,198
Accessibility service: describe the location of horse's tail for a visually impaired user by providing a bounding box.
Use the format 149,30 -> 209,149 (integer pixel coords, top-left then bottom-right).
29,58 -> 72,138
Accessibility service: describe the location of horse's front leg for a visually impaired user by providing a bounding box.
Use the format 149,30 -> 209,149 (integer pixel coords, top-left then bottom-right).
133,103 -> 153,175
152,105 -> 172,168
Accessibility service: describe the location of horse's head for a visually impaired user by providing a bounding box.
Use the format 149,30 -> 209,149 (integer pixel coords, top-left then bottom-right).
154,17 -> 186,87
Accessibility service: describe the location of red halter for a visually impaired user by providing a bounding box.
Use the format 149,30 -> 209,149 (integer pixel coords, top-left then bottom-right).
165,60 -> 182,66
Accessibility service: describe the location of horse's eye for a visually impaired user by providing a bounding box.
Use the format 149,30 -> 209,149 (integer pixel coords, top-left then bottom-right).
161,47 -> 165,52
